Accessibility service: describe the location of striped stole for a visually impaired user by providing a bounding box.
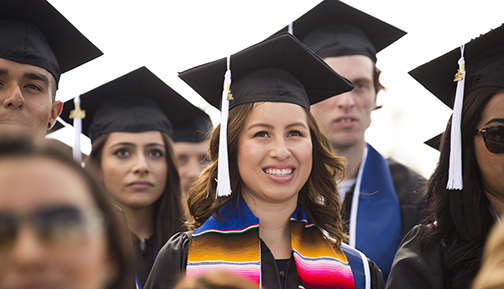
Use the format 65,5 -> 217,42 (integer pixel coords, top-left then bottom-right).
186,200 -> 355,288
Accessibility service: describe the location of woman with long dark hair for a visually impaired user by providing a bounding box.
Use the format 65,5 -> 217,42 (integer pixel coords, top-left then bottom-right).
145,33 -> 384,289
386,26 -> 504,289
61,67 -> 209,289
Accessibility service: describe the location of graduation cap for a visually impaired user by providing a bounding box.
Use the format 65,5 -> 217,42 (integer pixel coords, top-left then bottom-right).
0,0 -> 103,86
424,133 -> 442,151
179,32 -> 353,197
172,111 -> 213,143
60,66 -> 204,145
271,0 -> 406,62
46,120 -> 65,135
411,24 -> 504,189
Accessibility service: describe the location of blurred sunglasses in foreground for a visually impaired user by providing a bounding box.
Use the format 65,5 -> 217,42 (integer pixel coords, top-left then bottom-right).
0,206 -> 105,248
476,125 -> 504,154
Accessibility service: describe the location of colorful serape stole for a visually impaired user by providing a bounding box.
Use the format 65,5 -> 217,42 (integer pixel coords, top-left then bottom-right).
186,200 -> 261,285
291,211 -> 355,289
187,199 -> 356,289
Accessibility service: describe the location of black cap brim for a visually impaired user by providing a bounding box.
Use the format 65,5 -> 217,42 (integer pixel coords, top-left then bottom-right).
425,133 -> 442,151
46,120 -> 65,135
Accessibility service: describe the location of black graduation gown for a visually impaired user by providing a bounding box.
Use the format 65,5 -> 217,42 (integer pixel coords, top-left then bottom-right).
132,233 -> 156,288
387,158 -> 428,237
385,225 -> 447,289
144,231 -> 384,289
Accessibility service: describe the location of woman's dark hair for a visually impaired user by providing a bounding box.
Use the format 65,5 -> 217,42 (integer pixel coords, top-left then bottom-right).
86,132 -> 185,252
186,102 -> 348,246
420,87 -> 504,289
0,135 -> 132,289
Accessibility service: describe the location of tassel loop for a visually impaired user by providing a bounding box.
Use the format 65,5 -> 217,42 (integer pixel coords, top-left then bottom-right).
216,56 -> 233,198
70,95 -> 85,163
447,45 -> 465,190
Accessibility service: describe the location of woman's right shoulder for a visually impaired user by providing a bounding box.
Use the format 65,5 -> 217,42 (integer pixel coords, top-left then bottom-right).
144,231 -> 193,289
385,224 -> 445,289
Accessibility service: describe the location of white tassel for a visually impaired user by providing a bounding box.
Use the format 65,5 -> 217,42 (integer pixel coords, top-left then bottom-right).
216,56 -> 233,198
70,95 -> 85,164
288,22 -> 293,35
447,45 -> 465,190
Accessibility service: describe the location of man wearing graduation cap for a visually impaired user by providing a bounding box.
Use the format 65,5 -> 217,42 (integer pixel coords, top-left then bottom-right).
172,112 -> 213,197
274,0 -> 427,280
0,0 -> 102,139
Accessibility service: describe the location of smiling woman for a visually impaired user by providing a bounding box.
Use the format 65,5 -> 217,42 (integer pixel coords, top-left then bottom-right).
144,33 -> 384,289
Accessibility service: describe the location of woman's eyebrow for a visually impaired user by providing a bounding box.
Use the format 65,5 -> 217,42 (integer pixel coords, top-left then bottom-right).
484,118 -> 504,126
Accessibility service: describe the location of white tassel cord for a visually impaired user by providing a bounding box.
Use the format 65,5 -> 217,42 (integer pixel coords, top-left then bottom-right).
70,95 -> 85,163
447,45 -> 465,190
216,56 -> 233,198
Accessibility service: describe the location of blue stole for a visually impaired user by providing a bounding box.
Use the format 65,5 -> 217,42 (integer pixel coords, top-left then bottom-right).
353,144 -> 402,280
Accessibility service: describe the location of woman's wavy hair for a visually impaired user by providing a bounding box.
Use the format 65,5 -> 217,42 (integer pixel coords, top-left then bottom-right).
86,132 -> 185,252
420,87 -> 504,289
186,102 -> 348,246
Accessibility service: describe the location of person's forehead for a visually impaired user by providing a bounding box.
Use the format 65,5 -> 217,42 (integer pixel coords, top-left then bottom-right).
323,55 -> 374,81
0,57 -> 56,85
0,156 -> 94,212
479,92 -> 504,126
105,131 -> 165,146
173,141 -> 209,155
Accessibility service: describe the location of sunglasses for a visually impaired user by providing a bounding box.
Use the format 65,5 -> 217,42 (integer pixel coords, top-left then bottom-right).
0,206 -> 105,249
475,125 -> 504,154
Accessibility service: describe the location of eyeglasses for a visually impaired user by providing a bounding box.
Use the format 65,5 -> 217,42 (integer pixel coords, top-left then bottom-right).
475,125 -> 504,154
0,206 -> 105,249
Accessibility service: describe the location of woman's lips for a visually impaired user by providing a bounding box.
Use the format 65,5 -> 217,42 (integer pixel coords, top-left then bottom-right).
262,167 -> 296,183
127,181 -> 154,190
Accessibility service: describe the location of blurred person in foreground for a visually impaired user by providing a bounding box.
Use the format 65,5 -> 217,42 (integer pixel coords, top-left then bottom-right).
0,135 -> 131,289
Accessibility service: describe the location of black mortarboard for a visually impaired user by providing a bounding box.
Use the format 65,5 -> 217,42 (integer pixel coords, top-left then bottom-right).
60,67 -> 203,142
172,111 -> 212,143
179,32 -> 353,198
413,25 -> 504,189
410,25 -> 504,108
179,32 -> 353,111
425,133 -> 442,151
271,0 -> 406,62
46,120 -> 65,135
0,0 -> 103,86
